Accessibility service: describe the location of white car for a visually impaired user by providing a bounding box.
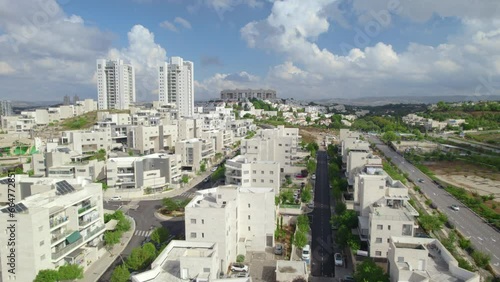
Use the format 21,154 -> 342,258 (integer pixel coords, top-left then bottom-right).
451,204 -> 460,211
334,253 -> 343,266
231,263 -> 248,272
211,167 -> 218,172
302,245 -> 311,261
311,174 -> 316,180
110,196 -> 122,201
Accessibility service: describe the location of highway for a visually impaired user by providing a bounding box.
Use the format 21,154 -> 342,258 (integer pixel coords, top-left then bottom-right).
310,151 -> 335,278
369,136 -> 500,275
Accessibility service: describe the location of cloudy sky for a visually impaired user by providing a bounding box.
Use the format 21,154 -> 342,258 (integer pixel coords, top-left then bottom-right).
1,0 -> 500,102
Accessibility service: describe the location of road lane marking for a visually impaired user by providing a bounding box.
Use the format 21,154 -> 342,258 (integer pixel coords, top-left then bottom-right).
492,238 -> 496,242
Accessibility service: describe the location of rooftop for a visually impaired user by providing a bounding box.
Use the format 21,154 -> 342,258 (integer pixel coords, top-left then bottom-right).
371,205 -> 414,222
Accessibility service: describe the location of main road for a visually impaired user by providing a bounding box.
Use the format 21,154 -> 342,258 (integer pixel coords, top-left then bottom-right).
310,151 -> 335,278
369,136 -> 500,275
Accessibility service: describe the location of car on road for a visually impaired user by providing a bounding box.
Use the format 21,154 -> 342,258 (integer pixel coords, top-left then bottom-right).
110,196 -> 122,201
451,204 -> 460,211
307,202 -> 314,209
311,174 -> 316,180
302,245 -> 311,261
274,244 -> 283,255
342,275 -> 354,282
211,167 -> 218,172
230,263 -> 248,272
417,178 -> 424,183
203,177 -> 210,183
334,253 -> 343,266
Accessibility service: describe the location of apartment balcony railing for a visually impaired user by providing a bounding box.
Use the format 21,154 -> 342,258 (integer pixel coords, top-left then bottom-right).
51,230 -> 73,245
84,225 -> 106,241
52,237 -> 84,260
79,217 -> 99,227
78,203 -> 97,215
50,216 -> 69,229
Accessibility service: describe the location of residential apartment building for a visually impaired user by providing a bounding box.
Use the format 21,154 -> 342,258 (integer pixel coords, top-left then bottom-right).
185,186 -> 276,270
159,57 -> 194,117
97,59 -> 136,110
0,178 -> 106,282
127,124 -> 178,155
176,138 -> 214,172
220,89 -> 277,101
226,119 -> 256,137
0,100 -> 12,116
200,129 -> 233,154
178,118 -> 202,141
107,153 -> 181,191
60,129 -> 112,155
225,155 -> 280,193
388,237 -> 480,282
241,125 -> 300,174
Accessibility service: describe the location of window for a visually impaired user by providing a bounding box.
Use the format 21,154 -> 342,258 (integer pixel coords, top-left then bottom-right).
388,225 -> 391,230
248,226 -> 251,231
398,256 -> 405,263
203,268 -> 210,272
40,254 -> 46,261
375,238 -> 382,243
248,204 -> 251,208
40,240 -> 45,246
253,179 -> 256,182
375,251 -> 382,256
270,171 -> 274,175
253,170 -> 256,174
38,226 -> 43,231
190,232 -> 197,238
387,238 -> 391,243
191,219 -> 196,224
261,179 -> 264,183
270,180 -> 274,183
202,233 -> 205,238
279,144 -> 282,146
248,215 -> 251,220
377,225 -> 383,230
261,171 -> 264,174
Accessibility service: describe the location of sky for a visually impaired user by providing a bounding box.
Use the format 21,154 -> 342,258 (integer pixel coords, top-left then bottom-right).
1,0 -> 500,102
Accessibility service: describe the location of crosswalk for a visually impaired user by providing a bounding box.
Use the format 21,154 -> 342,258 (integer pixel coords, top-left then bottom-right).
135,230 -> 153,237
178,192 -> 195,198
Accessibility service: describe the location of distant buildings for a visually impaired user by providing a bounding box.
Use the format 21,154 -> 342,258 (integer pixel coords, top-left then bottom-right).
158,57 -> 194,117
0,100 -> 12,116
96,59 -> 136,110
220,89 -> 277,101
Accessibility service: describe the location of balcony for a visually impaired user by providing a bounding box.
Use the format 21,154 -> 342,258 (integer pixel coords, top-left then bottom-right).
51,230 -> 73,245
52,236 -> 84,260
50,216 -> 69,229
79,217 -> 99,227
84,225 -> 106,241
78,203 -> 97,215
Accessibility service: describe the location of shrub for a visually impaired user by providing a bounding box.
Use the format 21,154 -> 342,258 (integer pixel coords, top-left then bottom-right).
236,255 -> 245,263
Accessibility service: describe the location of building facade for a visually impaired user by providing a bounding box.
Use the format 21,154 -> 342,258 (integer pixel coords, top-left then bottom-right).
96,59 -> 136,110
0,100 -> 13,116
159,57 -> 194,117
220,89 -> 277,101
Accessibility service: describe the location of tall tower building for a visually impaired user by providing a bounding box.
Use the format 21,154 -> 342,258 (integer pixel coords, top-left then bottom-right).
96,59 -> 136,110
0,100 -> 12,116
158,56 -> 194,117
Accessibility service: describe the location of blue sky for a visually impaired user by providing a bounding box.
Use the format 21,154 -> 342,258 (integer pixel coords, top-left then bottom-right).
0,0 -> 499,102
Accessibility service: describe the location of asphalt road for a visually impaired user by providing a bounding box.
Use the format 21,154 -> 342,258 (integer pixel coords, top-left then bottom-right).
369,136 -> 500,275
310,151 -> 335,278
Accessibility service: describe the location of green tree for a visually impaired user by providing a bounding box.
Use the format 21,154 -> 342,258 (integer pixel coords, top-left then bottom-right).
293,230 -> 308,249
354,259 -> 389,282
297,215 -> 310,232
306,116 -> 311,123
306,159 -> 317,174
200,161 -> 206,172
381,131 -> 400,142
419,214 -> 443,232
163,198 -> 180,211
335,202 -> 346,215
301,188 -> 312,203
280,189 -> 294,204
34,269 -> 59,282
150,227 -> 170,246
181,175 -> 189,184
236,254 -> 245,263
104,231 -> 121,246
57,264 -> 84,280
111,264 -> 130,282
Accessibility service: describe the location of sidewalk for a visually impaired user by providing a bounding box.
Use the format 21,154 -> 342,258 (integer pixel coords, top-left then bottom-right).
81,215 -> 136,282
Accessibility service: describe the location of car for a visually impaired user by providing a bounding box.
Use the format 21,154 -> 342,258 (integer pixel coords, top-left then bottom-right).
334,253 -> 343,266
295,174 -> 305,179
274,244 -> 283,255
236,272 -> 249,278
211,167 -> 218,172
307,202 -> 314,209
311,174 -> 316,180
203,177 -> 210,183
110,196 -> 122,201
418,178 -> 424,183
231,263 -> 248,272
302,245 -> 311,261
451,204 -> 460,211
342,275 -> 355,282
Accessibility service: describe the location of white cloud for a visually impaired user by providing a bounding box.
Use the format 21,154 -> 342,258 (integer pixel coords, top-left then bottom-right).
188,0 -> 264,18
174,17 -> 192,29
195,71 -> 263,99
0,61 -> 15,75
159,21 -> 178,32
108,25 -> 167,101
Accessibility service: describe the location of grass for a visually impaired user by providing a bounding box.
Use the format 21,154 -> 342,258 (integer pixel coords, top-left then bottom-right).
465,132 -> 500,146
382,162 -> 407,184
60,110 -> 130,130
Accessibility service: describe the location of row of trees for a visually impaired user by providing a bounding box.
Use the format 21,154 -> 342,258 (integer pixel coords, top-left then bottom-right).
104,210 -> 131,246
34,264 -> 84,282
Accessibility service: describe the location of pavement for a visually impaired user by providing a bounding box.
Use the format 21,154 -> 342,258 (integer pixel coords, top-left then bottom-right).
369,136 -> 500,275
310,151 -> 335,278
82,215 -> 136,282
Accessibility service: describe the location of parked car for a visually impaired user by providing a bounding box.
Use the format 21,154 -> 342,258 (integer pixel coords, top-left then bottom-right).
307,202 -> 314,209
451,204 -> 460,211
302,245 -> 311,261
295,174 -> 305,179
334,253 -> 343,266
274,244 -> 283,255
311,174 -> 316,180
236,272 -> 249,278
211,167 -> 218,172
203,177 -> 210,183
231,263 -> 248,272
110,196 -> 122,201
418,178 -> 424,183
342,275 -> 355,282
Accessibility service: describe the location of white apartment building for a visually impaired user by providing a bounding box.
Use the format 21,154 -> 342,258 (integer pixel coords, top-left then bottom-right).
60,129 -> 112,155
185,186 -> 276,270
0,100 -> 12,116
220,89 -> 277,101
97,59 -> 136,110
95,112 -> 131,128
200,129 -> 233,154
0,178 -> 106,282
241,125 -> 300,174
178,118 -> 203,141
159,57 -> 194,117
226,119 -> 256,137
127,125 -> 178,155
225,155 -> 280,193
176,138 -> 215,172
107,153 -> 181,191
341,138 -> 370,164
346,151 -> 382,187
388,237 -> 480,282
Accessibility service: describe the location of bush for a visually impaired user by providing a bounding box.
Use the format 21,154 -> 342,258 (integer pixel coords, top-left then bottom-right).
293,230 -> 307,249
236,255 -> 245,263
472,251 -> 491,268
